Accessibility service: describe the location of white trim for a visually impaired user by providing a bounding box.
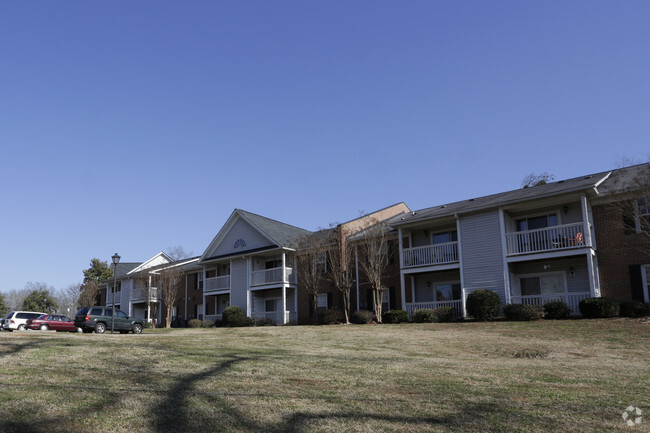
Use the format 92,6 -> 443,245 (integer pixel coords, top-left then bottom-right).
126,252 -> 173,275
642,264 -> 650,303
355,245 -> 360,312
398,227 -> 406,310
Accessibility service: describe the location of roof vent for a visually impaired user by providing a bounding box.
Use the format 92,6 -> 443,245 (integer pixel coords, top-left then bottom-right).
584,176 -> 592,179
469,198 -> 475,202
440,205 -> 447,208
558,180 -> 564,183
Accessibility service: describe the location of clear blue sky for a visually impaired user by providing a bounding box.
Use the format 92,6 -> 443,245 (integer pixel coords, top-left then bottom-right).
1,1 -> 648,293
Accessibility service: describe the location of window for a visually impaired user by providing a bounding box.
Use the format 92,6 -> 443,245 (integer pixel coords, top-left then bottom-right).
642,265 -> 650,303
197,273 -> 203,290
518,273 -> 565,296
432,231 -> 458,244
206,269 -> 217,279
317,293 -> 328,309
435,283 -> 462,301
517,214 -> 558,231
265,299 -> 277,312
315,253 -> 327,274
637,198 -> 650,231
115,310 -> 128,319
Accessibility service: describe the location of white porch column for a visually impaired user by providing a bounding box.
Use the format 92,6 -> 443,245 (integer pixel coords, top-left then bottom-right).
293,255 -> 298,320
246,257 -> 252,317
587,251 -> 598,297
581,194 -> 593,247
456,213 -> 468,317
281,251 -> 287,325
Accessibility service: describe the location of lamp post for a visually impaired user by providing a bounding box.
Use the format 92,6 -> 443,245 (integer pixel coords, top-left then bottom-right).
111,253 -> 120,334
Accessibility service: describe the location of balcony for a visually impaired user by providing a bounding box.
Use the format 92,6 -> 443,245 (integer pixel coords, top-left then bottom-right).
401,242 -> 458,268
205,275 -> 230,292
250,267 -> 296,287
132,287 -> 159,301
505,222 -> 590,256
405,300 -> 463,318
106,292 -> 121,305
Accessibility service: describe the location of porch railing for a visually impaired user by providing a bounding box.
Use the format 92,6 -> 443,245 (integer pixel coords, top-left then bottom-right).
106,292 -> 121,304
132,287 -> 159,301
251,267 -> 296,286
205,275 -> 230,292
510,292 -> 591,314
405,300 -> 463,319
205,314 -> 223,322
251,311 -> 296,324
401,242 -> 459,268
506,222 -> 590,256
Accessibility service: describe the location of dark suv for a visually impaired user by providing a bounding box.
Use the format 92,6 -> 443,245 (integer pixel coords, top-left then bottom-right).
74,306 -> 144,334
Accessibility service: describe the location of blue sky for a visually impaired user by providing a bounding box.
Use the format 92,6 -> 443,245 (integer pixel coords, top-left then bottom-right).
1,1 -> 648,293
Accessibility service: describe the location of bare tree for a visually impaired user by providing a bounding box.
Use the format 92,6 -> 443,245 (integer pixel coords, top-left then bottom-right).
326,225 -> 355,324
356,217 -> 393,323
166,246 -> 193,261
293,231 -> 328,325
4,288 -> 31,311
57,283 -> 83,315
157,266 -> 184,328
522,172 -> 555,188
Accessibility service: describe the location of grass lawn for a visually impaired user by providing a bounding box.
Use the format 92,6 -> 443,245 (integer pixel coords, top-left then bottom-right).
1,318 -> 648,433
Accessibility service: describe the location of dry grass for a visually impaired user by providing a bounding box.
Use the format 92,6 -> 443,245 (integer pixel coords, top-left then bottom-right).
1,319 -> 649,433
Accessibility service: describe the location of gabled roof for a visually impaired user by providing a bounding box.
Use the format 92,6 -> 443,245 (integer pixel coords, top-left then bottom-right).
391,169 -> 613,227
199,209 -> 311,263
126,252 -> 173,275
237,209 -> 311,247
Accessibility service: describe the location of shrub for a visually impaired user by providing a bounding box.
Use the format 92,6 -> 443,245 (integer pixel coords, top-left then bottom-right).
201,320 -> 214,328
382,310 -> 409,324
434,306 -> 456,322
503,304 -> 544,321
320,309 -> 344,325
223,306 -> 245,326
618,300 -> 650,318
543,301 -> 571,320
579,297 -> 620,318
352,310 -> 375,324
254,317 -> 275,326
188,319 -> 203,328
413,308 -> 437,323
466,289 -> 502,321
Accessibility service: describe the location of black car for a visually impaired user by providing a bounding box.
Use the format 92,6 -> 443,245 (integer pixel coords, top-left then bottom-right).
74,306 -> 144,334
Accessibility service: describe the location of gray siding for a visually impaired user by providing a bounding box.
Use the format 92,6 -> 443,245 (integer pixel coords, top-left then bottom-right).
211,218 -> 275,258
459,211 -> 506,303
229,258 -> 249,312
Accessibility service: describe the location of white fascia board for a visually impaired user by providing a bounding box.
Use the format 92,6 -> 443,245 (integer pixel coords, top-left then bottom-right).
127,252 -> 173,275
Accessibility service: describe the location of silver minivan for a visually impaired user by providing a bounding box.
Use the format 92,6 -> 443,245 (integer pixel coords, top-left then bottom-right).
2,311 -> 46,331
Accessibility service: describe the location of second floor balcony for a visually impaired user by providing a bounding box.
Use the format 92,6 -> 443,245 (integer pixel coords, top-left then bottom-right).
401,242 -> 459,268
205,275 -> 230,292
132,287 -> 159,301
251,266 -> 296,287
506,222 -> 591,256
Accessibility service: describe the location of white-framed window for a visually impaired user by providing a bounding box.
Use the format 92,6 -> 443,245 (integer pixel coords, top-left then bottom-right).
516,214 -> 559,232
517,272 -> 566,297
317,293 -> 328,309
637,198 -> 650,231
642,265 -> 650,303
432,230 -> 458,245
197,272 -> 204,290
435,282 -> 462,301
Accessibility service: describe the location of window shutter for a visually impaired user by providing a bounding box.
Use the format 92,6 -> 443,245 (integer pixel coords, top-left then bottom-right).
629,265 -> 644,301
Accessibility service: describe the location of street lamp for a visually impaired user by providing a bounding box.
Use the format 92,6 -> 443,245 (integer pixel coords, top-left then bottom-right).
111,253 -> 120,334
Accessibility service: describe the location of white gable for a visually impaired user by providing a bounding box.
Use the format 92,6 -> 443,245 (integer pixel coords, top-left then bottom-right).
205,216 -> 276,259
127,252 -> 172,275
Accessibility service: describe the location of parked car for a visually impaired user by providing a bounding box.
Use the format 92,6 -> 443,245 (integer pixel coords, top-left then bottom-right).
0,317 -> 5,330
2,311 -> 46,331
74,306 -> 144,334
27,314 -> 81,332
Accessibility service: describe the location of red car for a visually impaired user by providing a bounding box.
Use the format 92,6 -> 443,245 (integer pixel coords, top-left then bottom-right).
27,314 -> 81,332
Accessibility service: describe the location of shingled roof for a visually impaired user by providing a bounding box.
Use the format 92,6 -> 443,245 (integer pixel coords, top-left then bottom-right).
391,169 -> 613,227
237,209 -> 311,247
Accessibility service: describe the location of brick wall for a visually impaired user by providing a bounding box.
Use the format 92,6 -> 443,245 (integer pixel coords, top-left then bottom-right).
593,200 -> 650,301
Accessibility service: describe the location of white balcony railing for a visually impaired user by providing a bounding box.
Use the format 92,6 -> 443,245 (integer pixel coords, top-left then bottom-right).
510,292 -> 591,315
405,300 -> 463,318
106,292 -> 121,304
205,275 -> 230,292
132,287 -> 159,301
250,267 -> 296,286
401,242 -> 459,268
506,222 -> 590,256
